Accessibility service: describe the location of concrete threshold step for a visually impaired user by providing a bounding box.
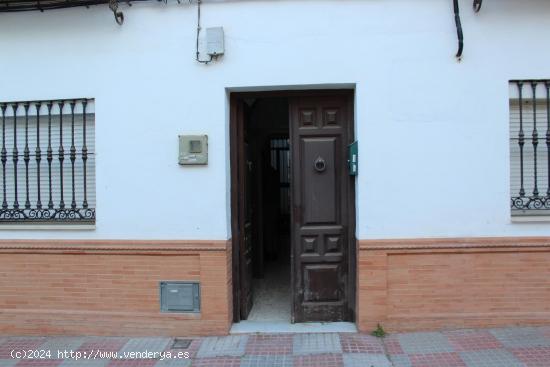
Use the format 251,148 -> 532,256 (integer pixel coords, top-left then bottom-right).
230,321 -> 357,334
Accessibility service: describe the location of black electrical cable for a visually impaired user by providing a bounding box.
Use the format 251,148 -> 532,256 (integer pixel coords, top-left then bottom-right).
473,0 -> 482,13
453,0 -> 464,60
108,0 -> 124,25
196,0 -> 213,64
0,0 -> 150,12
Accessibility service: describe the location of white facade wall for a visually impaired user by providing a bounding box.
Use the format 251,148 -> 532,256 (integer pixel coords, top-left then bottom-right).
1,0 -> 550,240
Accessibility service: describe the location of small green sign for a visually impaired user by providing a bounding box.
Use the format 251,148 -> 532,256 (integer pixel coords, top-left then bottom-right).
348,141 -> 358,176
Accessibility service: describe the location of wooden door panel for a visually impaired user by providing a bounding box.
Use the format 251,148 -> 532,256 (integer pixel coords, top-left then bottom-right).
241,220 -> 253,317
240,131 -> 254,319
290,94 -> 353,323
301,137 -> 338,224
303,264 -> 342,302
231,98 -> 254,321
299,227 -> 345,258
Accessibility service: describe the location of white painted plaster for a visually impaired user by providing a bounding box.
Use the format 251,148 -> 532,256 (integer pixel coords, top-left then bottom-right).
1,0 -> 550,239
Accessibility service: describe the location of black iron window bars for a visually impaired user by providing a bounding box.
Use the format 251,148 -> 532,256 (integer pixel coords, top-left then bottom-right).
0,0 -> 175,24
269,138 -> 290,217
510,80 -> 550,214
0,98 -> 95,223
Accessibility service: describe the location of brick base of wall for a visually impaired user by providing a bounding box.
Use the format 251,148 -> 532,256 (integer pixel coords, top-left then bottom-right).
357,237 -> 550,333
0,240 -> 232,336
3,237 -> 550,336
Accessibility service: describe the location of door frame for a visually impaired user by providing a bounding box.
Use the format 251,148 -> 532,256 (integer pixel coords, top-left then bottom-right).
230,89 -> 356,323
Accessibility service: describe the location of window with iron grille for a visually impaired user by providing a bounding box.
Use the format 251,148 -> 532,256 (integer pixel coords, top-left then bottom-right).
510,80 -> 550,216
0,99 -> 95,224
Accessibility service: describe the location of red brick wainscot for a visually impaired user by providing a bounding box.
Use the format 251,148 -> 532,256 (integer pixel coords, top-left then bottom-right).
0,240 -> 232,336
357,237 -> 550,333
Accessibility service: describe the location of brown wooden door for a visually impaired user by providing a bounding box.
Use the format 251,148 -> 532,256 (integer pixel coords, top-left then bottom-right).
240,140 -> 254,319
231,98 -> 254,320
290,94 -> 354,322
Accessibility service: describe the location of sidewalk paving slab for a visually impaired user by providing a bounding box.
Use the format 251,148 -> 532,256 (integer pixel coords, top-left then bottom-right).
343,353 -> 392,367
458,349 -> 524,367
292,334 -> 342,355
2,326 -> 550,366
196,336 -> 249,358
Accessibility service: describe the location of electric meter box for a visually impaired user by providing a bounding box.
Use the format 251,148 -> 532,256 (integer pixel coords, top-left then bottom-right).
206,27 -> 225,56
179,135 -> 208,165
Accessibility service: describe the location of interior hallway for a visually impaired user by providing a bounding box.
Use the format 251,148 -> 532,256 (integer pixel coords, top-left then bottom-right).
247,261 -> 291,322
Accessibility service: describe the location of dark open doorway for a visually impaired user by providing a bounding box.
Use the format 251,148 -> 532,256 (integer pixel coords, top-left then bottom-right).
246,98 -> 291,322
230,90 -> 356,325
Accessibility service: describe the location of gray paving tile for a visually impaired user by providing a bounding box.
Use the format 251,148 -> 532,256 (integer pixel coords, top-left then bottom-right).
459,349 -> 524,367
292,333 -> 342,355
388,354 -> 412,367
240,354 -> 293,367
197,335 -> 249,358
489,327 -> 550,348
41,337 -> 88,356
59,359 -> 110,367
0,359 -> 17,367
3,336 -> 47,344
343,353 -> 392,367
119,338 -> 172,354
154,357 -> 192,367
398,332 -> 454,354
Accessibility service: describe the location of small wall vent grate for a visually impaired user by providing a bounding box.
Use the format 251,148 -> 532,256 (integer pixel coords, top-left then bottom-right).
160,282 -> 200,313
171,338 -> 193,349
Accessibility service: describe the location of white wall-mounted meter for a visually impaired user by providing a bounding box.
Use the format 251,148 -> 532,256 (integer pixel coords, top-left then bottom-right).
179,135 -> 208,165
206,27 -> 225,57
